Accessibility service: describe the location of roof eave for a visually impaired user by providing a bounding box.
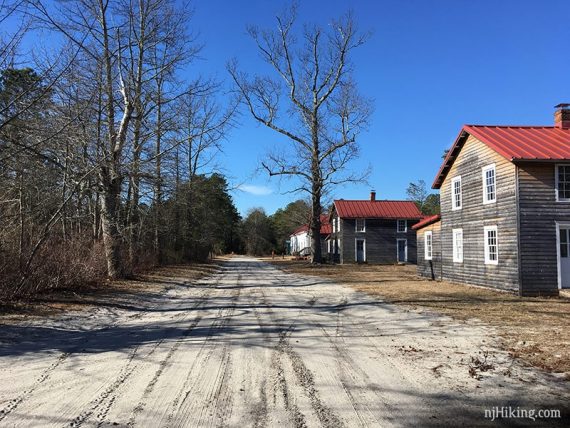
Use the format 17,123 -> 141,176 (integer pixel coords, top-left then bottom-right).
432,128 -> 469,189
512,158 -> 570,163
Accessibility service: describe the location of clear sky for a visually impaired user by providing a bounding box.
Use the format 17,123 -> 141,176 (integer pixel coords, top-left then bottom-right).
8,0 -> 570,216
187,0 -> 569,216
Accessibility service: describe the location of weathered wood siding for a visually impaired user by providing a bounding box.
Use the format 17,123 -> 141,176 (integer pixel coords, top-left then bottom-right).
416,221 -> 442,280
339,218 -> 418,264
328,212 -> 341,263
517,163 -> 569,296
440,135 -> 519,291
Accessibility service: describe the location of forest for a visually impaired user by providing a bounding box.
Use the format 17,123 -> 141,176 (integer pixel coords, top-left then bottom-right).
0,0 -> 243,299
1,0 -> 378,299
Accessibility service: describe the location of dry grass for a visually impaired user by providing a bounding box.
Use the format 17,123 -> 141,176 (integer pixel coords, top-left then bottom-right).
0,260 -> 225,321
268,258 -> 570,376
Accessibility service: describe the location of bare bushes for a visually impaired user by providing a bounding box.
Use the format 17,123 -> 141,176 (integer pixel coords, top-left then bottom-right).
0,237 -> 107,300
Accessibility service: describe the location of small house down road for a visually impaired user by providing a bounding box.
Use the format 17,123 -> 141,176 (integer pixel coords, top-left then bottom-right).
0,257 -> 567,427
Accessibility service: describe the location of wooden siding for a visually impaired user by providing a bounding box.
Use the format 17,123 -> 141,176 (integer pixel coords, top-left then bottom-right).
416,221 -> 442,280
517,163 -> 570,296
338,218 -> 418,264
440,135 -> 519,292
328,212 -> 341,263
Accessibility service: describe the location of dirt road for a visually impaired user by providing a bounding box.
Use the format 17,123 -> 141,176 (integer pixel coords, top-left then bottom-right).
0,257 -> 567,427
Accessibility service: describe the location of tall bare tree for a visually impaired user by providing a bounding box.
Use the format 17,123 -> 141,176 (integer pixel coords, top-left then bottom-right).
228,6 -> 372,263
29,0 -> 200,278
0,0 -> 240,299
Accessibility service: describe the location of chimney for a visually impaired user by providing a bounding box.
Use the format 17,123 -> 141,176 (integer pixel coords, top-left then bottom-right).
554,103 -> 570,128
370,190 -> 376,201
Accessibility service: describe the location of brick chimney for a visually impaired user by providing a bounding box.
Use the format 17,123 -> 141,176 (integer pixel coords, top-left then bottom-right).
554,103 -> 570,128
370,190 -> 376,201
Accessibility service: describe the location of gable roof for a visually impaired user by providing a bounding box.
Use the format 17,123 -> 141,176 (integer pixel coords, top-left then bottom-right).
333,200 -> 422,219
433,125 -> 570,189
412,214 -> 441,230
290,214 -> 330,237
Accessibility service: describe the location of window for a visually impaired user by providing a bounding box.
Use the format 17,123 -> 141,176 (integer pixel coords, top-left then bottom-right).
424,231 -> 433,260
397,219 -> 407,232
556,165 -> 570,201
484,226 -> 498,265
452,176 -> 462,210
452,229 -> 463,263
332,218 -> 336,233
355,219 -> 365,232
482,164 -> 496,204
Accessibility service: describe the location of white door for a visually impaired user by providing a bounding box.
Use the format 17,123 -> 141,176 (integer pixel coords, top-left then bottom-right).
559,227 -> 570,288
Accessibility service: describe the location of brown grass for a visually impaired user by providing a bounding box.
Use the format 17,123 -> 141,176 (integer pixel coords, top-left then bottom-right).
0,260 -> 225,321
268,258 -> 570,376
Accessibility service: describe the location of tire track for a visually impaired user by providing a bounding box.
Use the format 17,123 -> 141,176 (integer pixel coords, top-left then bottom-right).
0,271 -> 219,425
89,284 -> 216,427
65,271 -> 222,427
253,284 -> 344,428
188,278 -> 242,427
0,351 -> 70,423
71,299 -> 208,428
157,274 -> 242,428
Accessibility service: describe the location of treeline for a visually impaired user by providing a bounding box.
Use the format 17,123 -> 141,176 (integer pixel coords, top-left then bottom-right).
241,200 -> 311,256
0,0 -> 239,299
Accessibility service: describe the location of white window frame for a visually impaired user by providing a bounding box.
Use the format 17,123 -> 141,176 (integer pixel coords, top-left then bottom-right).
484,225 -> 499,265
451,176 -> 462,210
354,238 -> 366,262
397,219 -> 407,233
556,222 -> 570,289
555,164 -> 570,202
452,228 -> 463,263
424,231 -> 433,261
482,164 -> 496,204
355,218 -> 365,233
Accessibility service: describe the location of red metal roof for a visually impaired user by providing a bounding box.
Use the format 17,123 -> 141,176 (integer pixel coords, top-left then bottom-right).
433,125 -> 570,189
334,200 -> 422,219
291,214 -> 330,236
412,214 -> 441,230
291,224 -> 309,236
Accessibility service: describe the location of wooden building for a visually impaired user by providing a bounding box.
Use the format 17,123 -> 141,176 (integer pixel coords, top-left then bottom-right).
328,193 -> 422,264
415,104 -> 570,296
289,215 -> 331,257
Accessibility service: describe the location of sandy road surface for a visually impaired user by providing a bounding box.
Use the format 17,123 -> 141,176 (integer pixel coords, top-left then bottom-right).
0,257 -> 567,427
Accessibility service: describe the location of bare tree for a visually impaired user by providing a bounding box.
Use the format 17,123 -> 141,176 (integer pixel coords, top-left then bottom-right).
228,6 -> 372,263
28,0 -> 200,278
0,0 -> 240,299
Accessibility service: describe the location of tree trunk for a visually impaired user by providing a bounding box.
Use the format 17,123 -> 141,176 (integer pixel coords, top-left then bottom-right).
153,89 -> 163,264
310,115 -> 322,264
127,115 -> 142,269
100,171 -> 123,279
310,187 -> 322,264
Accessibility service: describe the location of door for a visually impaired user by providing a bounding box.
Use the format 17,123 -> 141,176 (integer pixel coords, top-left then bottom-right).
356,239 -> 365,263
559,227 -> 570,288
397,239 -> 407,263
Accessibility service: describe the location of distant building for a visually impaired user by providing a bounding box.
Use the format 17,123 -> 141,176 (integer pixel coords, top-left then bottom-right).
289,215 -> 331,257
414,104 -> 570,296
328,192 -> 423,264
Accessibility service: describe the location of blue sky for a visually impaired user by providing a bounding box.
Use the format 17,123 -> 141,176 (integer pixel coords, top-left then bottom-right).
8,0 -> 570,216
188,0 -> 569,216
